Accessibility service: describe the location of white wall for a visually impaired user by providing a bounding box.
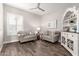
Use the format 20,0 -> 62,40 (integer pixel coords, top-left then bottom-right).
41,11 -> 64,32
0,3 -> 3,51
3,4 -> 42,43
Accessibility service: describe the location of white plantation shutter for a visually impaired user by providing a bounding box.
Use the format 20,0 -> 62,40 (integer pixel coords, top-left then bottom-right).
7,12 -> 23,36
17,15 -> 23,32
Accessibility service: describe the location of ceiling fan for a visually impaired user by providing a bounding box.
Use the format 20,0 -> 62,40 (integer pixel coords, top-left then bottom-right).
30,3 -> 45,11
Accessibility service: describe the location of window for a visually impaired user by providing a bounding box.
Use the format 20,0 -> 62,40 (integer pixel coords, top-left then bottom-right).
7,12 -> 23,36
17,15 -> 23,32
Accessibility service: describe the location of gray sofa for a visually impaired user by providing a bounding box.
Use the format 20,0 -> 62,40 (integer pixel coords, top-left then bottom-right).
41,31 -> 60,43
17,31 -> 37,43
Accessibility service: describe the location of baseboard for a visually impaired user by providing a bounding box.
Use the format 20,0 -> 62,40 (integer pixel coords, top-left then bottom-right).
0,40 -> 19,52
3,40 -> 19,44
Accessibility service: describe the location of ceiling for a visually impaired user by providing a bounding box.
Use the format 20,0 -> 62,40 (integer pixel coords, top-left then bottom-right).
5,3 -> 79,15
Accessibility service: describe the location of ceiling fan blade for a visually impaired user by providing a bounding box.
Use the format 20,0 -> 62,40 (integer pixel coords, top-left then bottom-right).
37,3 -> 40,8
30,3 -> 45,12
30,8 -> 37,10
38,7 -> 45,11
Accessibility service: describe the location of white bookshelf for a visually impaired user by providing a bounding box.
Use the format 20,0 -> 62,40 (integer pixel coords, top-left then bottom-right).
61,7 -> 79,56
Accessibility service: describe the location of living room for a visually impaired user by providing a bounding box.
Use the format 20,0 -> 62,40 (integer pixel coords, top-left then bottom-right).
0,3 -> 79,56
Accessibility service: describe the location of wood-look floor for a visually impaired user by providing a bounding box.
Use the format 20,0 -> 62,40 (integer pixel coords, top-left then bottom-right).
0,40 -> 72,56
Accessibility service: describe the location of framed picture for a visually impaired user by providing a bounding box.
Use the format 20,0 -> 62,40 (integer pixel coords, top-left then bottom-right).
48,20 -> 57,28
